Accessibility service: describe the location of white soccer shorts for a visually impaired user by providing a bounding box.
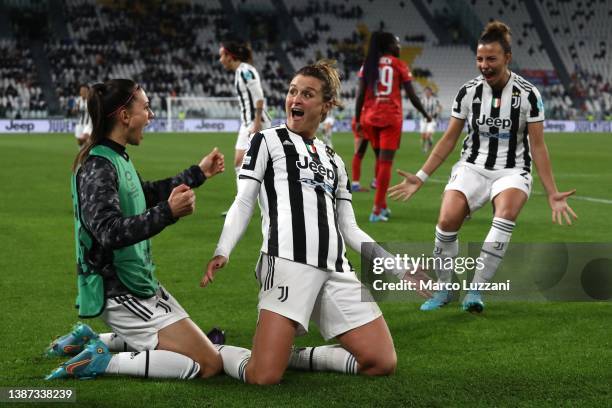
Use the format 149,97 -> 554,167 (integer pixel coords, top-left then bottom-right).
419,119 -> 437,134
444,162 -> 533,213
101,285 -> 189,351
255,253 -> 382,341
74,124 -> 92,140
235,118 -> 272,150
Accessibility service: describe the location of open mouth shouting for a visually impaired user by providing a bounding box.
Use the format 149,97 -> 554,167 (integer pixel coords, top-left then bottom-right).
291,107 -> 305,118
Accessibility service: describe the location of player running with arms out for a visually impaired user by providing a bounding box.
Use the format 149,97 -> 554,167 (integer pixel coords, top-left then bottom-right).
46,79 -> 226,381
201,61 -> 419,385
74,84 -> 93,147
419,86 -> 442,153
354,31 -> 432,222
219,41 -> 271,184
389,21 -> 577,313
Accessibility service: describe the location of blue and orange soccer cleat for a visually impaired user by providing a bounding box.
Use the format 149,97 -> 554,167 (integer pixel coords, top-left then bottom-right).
45,322 -> 98,358
462,290 -> 485,313
45,339 -> 111,380
420,290 -> 452,311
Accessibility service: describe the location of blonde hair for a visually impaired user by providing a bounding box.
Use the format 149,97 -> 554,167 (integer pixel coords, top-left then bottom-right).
295,59 -> 343,120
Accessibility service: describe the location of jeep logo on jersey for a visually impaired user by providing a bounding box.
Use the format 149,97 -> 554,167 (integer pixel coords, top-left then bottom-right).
296,156 -> 336,180
476,115 -> 512,128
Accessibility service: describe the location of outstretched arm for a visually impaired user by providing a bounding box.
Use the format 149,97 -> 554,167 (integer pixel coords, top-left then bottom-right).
337,199 -> 432,297
403,81 -> 431,121
201,178 -> 260,287
202,133 -> 269,287
388,117 -> 465,201
528,121 -> 577,225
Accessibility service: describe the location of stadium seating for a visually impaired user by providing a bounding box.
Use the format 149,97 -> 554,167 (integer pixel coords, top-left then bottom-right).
0,0 -> 609,121
0,39 -> 47,118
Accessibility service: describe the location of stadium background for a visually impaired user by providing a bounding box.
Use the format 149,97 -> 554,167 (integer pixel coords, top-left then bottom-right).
0,0 -> 610,407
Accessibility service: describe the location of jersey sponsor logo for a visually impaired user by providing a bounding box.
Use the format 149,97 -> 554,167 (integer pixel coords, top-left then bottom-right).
298,178 -> 334,194
277,286 -> 289,302
476,115 -> 512,129
473,97 -> 481,104
242,155 -> 252,166
296,156 -> 336,181
480,131 -> 511,140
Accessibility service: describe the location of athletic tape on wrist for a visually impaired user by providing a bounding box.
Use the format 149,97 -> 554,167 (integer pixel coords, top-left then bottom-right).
416,169 -> 429,183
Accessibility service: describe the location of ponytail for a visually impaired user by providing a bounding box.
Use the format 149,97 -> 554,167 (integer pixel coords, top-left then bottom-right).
72,79 -> 139,171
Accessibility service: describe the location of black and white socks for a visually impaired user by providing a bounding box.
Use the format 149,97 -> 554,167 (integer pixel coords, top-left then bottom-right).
434,226 -> 459,284
473,217 -> 515,284
288,345 -> 358,375
105,350 -> 200,379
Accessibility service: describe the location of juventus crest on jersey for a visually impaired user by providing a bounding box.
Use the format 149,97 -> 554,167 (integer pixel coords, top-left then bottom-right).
234,62 -> 268,126
452,72 -> 545,172
239,125 -> 353,272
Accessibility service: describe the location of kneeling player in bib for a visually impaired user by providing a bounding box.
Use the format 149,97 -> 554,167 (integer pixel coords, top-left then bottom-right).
202,61 -> 404,385
389,22 -> 577,313
46,79 -> 226,381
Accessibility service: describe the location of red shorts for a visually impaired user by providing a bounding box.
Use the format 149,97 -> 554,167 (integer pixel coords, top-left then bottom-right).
360,120 -> 402,150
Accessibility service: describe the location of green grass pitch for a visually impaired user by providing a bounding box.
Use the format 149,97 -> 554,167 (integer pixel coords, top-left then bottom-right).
0,131 -> 610,407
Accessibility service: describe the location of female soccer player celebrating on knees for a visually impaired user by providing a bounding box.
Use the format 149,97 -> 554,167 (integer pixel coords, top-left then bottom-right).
219,41 -> 271,184
389,22 -> 577,313
46,79 -> 225,380
202,61 -> 398,385
354,31 -> 431,222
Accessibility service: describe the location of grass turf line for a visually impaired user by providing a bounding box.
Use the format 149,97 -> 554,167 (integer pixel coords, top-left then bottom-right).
0,132 -> 610,407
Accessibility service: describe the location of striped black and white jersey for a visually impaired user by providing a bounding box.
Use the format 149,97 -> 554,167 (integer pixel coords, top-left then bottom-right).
77,97 -> 92,128
234,62 -> 269,127
239,124 -> 353,272
420,95 -> 441,119
452,72 -> 545,171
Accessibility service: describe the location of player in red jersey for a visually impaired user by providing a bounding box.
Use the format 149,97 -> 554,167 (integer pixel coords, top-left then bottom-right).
354,32 -> 431,222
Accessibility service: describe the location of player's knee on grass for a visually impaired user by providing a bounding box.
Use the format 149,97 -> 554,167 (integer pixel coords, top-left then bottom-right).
246,366 -> 284,385
357,349 -> 397,376
197,350 -> 223,378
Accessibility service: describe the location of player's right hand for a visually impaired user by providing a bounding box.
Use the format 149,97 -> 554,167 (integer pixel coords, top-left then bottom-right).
168,184 -> 195,218
199,147 -> 225,179
388,169 -> 423,201
201,255 -> 227,287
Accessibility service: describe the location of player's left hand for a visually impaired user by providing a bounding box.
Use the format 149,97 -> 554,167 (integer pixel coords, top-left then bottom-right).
388,169 -> 423,201
201,255 -> 227,287
199,147 -> 225,178
426,114 -> 433,123
548,189 -> 578,225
